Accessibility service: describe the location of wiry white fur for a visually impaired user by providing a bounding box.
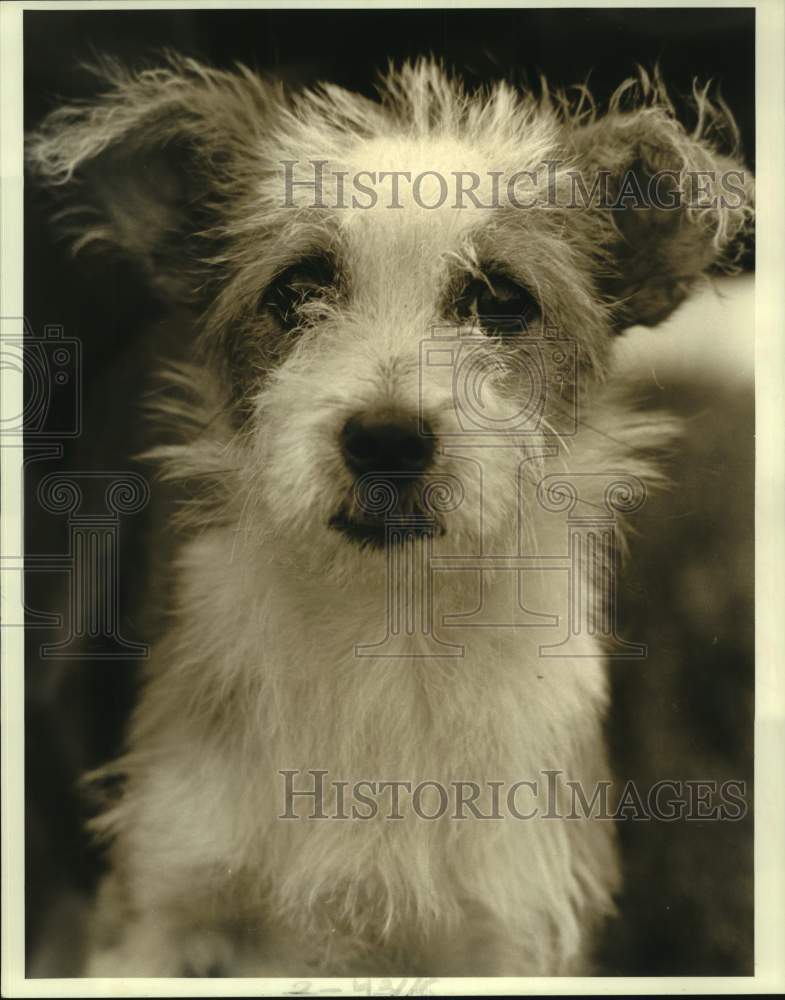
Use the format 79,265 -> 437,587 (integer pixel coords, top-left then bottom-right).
28,58 -> 753,977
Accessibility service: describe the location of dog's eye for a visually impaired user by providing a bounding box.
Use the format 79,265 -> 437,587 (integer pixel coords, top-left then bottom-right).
460,273 -> 541,336
262,257 -> 335,330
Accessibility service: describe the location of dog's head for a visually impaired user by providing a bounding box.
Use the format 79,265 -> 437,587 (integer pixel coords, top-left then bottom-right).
29,58 -> 753,577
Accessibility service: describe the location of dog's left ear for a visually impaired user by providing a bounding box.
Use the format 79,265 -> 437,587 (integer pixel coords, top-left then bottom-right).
567,89 -> 754,329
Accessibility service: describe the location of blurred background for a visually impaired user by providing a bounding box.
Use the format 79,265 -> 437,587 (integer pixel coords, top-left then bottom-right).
23,6 -> 754,977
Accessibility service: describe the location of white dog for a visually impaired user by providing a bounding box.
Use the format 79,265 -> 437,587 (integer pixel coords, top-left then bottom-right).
29,57 -> 752,977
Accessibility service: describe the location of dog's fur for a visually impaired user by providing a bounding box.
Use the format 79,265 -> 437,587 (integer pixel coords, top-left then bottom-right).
28,57 -> 753,976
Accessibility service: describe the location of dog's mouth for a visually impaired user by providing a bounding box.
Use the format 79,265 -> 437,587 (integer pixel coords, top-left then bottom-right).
328,473 -> 462,549
328,506 -> 443,549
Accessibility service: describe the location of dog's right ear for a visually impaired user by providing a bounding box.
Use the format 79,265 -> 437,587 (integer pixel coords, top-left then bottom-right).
27,55 -> 280,303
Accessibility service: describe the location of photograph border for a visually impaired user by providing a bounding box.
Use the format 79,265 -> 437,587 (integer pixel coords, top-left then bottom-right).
2,1 -> 783,995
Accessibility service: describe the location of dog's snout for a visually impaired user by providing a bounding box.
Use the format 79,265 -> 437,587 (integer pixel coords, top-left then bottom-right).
340,410 -> 435,476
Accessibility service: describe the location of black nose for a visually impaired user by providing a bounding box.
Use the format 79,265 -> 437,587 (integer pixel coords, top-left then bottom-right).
340,410 -> 436,476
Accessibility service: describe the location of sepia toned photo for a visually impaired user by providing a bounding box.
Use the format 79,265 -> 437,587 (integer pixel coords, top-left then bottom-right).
2,2 -> 783,995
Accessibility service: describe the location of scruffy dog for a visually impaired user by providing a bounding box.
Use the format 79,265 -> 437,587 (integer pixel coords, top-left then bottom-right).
29,57 -> 752,977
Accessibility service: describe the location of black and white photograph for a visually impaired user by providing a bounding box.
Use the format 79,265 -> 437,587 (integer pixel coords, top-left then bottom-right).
2,1 -> 784,995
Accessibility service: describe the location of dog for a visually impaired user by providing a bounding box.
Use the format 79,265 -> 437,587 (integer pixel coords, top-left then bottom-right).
28,56 -> 753,977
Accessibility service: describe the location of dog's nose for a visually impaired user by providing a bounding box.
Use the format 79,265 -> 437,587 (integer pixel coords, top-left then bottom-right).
340,410 -> 435,476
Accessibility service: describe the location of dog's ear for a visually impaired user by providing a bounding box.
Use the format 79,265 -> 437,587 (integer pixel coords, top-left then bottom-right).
27,55 -> 279,303
566,81 -> 754,328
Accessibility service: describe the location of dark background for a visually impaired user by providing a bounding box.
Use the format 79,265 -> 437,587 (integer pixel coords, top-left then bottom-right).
24,7 -> 755,978
24,7 -> 755,153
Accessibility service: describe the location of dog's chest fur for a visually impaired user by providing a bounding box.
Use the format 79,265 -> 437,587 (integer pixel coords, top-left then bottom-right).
100,518 -> 617,975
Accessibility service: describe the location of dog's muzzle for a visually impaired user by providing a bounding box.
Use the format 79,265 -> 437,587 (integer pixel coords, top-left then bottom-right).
330,408 -> 445,548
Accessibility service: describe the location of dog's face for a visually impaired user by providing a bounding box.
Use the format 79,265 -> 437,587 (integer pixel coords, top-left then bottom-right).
241,130 -> 608,566
29,60 -> 752,577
